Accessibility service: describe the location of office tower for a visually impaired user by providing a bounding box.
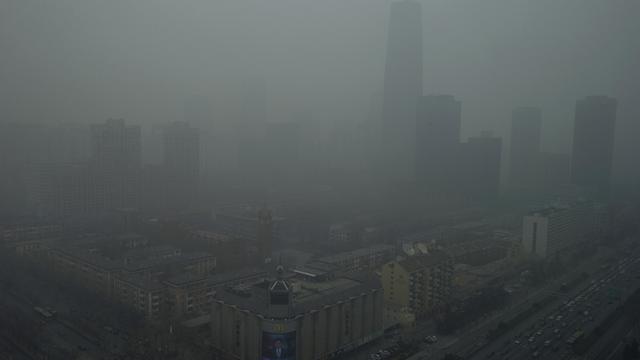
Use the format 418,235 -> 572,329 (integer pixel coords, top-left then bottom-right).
163,121 -> 200,213
380,0 -> 423,183
89,119 -> 141,211
460,134 -> 502,200
509,107 -> 542,189
570,96 -> 617,194
415,95 -> 462,190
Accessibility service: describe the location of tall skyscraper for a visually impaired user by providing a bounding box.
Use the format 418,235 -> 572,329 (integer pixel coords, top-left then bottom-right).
89,118 -> 141,211
415,95 -> 461,190
163,121 -> 200,213
570,96 -> 617,193
509,107 -> 542,189
380,0 -> 423,183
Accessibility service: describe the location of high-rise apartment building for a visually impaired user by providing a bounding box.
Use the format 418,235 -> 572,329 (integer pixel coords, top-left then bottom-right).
510,107 -> 542,189
163,121 -> 200,213
89,119 -> 141,211
570,96 -> 617,194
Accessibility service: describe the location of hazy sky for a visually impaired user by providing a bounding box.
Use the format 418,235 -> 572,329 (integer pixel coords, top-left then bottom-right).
1,0 -> 639,180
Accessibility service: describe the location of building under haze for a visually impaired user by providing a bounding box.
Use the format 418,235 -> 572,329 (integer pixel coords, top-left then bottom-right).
211,267 -> 383,360
380,0 -> 423,184
89,119 -> 142,212
522,201 -> 608,258
570,96 -> 617,195
415,95 -> 462,191
381,250 -> 453,319
163,121 -> 200,213
509,107 -> 542,189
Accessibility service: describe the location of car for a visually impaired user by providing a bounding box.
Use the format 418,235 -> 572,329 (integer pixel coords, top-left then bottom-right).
528,337 -> 535,343
514,340 -> 521,345
553,328 -> 560,334
536,330 -> 543,336
544,340 -> 551,346
532,351 -> 540,358
424,335 -> 438,344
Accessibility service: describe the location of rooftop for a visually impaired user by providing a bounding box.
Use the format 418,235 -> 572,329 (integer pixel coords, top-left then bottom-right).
393,250 -> 452,273
317,244 -> 395,264
215,272 -> 381,317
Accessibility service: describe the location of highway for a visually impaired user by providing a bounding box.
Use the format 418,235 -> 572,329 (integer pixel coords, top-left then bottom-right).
470,246 -> 640,360
406,248 -> 615,360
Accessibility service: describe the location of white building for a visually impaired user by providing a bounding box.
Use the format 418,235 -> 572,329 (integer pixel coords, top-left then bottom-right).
522,201 -> 606,258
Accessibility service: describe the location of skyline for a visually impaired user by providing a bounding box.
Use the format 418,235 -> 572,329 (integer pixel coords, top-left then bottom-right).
2,0 -> 639,185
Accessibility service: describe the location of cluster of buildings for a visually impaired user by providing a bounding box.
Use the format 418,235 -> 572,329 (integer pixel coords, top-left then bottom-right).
379,0 -> 618,204
522,201 -> 609,258
0,118 -> 200,219
46,244 -> 216,319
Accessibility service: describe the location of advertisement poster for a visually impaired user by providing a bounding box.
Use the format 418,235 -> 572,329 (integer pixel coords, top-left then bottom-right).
262,331 -> 296,360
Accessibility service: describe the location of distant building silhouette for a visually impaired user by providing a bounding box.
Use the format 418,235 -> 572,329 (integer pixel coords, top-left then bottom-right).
415,95 -> 462,190
570,96 -> 617,194
89,118 -> 141,211
163,121 -> 200,213
380,0 -> 423,183
509,107 -> 542,189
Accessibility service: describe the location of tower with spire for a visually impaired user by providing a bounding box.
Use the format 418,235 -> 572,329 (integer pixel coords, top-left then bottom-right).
267,263 -> 292,318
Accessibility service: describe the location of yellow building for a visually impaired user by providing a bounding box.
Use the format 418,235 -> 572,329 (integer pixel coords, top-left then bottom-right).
381,250 -> 453,319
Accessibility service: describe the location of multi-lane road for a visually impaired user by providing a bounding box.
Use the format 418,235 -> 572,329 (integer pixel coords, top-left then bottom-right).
470,246 -> 640,360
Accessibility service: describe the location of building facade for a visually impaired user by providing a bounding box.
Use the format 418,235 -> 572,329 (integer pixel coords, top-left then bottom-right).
211,269 -> 383,360
570,96 -> 617,194
379,0 -> 423,183
415,95 -> 462,190
522,201 -> 607,258
380,250 -> 454,319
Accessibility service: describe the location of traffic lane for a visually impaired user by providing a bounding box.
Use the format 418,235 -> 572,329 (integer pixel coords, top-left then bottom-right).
490,257 -> 640,360
471,253 -> 639,360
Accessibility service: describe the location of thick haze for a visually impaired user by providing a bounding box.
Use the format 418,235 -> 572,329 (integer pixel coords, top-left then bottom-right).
2,0 -> 639,182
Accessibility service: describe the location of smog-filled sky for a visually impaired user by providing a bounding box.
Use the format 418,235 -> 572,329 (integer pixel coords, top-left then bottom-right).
2,0 -> 639,181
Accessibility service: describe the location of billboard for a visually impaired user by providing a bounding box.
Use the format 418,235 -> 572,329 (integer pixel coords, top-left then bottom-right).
262,331 -> 296,360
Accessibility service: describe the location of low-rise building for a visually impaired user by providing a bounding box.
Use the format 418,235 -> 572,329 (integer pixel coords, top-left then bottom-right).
113,275 -> 165,319
380,250 -> 454,319
316,245 -> 396,273
47,246 -> 123,296
522,201 -> 607,258
165,273 -> 214,319
211,267 -> 383,360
